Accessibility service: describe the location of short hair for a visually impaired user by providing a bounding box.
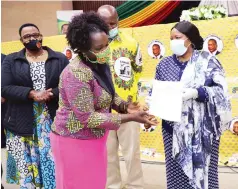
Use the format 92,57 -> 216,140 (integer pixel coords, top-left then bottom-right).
208,39 -> 217,45
66,12 -> 109,53
61,23 -> 69,31
19,23 -> 39,36
152,44 -> 160,48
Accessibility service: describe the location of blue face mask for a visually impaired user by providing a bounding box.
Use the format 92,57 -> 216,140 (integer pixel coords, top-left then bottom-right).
109,27 -> 119,39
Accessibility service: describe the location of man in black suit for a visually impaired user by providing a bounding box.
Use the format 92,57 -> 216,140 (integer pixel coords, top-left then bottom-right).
1,53 -> 6,189
152,44 -> 162,59
208,39 -> 220,55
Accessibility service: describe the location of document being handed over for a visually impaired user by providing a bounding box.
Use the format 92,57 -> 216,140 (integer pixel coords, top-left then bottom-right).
149,80 -> 183,122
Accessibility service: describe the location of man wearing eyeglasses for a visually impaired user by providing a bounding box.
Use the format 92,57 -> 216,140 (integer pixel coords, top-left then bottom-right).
1,23 -> 69,188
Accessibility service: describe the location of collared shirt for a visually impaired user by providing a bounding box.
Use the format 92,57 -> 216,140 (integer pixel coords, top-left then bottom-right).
152,55 -> 162,59
209,50 -> 220,56
109,31 -> 142,102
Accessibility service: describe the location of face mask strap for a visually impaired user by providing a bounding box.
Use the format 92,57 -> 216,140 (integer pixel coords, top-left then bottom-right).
184,38 -> 192,48
82,52 -> 97,64
112,26 -> 118,31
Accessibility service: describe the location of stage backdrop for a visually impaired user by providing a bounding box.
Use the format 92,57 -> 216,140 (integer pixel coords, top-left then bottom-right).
2,16 -> 238,167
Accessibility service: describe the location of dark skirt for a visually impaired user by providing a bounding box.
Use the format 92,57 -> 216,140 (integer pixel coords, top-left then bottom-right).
162,128 -> 219,189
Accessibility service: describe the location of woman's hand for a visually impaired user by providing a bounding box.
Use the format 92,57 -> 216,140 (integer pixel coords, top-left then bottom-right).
127,102 -> 148,114
1,97 -> 6,104
182,88 -> 198,101
29,89 -> 53,103
132,111 -> 158,125
40,89 -> 54,102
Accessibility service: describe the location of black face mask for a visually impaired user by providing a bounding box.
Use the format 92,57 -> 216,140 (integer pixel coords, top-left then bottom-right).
23,39 -> 42,51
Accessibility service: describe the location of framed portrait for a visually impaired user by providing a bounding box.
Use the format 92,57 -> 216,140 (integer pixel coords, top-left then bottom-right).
147,40 -> 165,59
203,35 -> 223,56
63,47 -> 77,62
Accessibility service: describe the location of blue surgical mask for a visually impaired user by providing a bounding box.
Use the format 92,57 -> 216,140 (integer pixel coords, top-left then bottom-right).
109,27 -> 119,39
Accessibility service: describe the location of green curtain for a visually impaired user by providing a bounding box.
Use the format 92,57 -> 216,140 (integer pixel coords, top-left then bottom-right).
116,0 -> 154,20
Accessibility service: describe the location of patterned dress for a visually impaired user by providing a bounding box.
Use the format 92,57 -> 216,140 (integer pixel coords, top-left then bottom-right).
6,61 -> 56,189
154,50 -> 231,189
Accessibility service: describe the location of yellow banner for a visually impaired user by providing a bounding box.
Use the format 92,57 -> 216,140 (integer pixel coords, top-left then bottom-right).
2,17 -> 238,167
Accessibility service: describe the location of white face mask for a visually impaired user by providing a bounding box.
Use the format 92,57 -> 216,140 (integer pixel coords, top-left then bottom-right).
109,27 -> 118,39
170,39 -> 188,56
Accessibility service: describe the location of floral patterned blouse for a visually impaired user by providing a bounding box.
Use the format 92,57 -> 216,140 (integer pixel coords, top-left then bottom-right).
52,58 -> 124,139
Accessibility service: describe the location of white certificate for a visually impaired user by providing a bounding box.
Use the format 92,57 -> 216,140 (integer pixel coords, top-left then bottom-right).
149,80 -> 183,122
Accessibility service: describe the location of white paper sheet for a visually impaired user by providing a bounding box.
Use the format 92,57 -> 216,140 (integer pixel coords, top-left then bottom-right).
149,80 -> 183,122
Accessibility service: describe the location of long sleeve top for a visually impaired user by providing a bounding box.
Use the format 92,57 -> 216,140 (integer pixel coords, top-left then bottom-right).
52,58 -> 124,139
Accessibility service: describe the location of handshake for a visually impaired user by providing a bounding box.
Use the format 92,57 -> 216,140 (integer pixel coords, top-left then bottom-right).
28,88 -> 54,103
126,101 -> 158,126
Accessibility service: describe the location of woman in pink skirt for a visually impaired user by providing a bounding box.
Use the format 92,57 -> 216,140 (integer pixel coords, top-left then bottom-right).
50,12 -> 157,189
